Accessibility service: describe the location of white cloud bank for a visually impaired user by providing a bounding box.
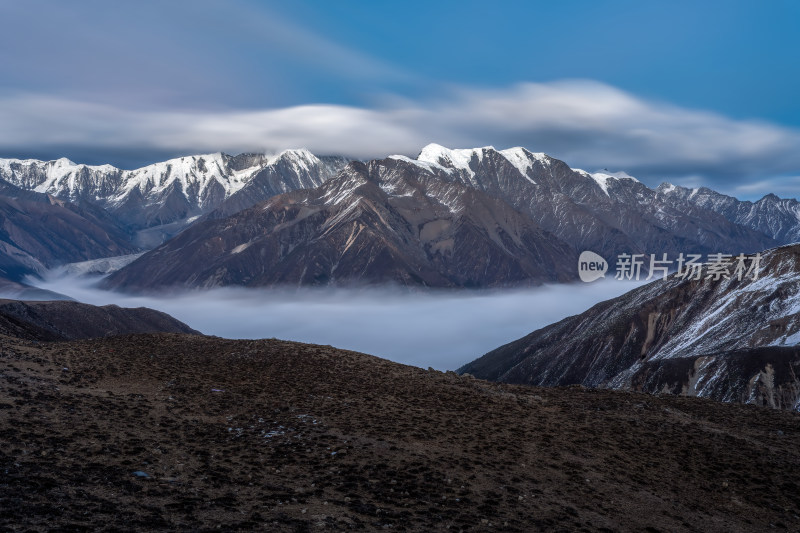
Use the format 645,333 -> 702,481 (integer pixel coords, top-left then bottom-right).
2,80 -> 800,193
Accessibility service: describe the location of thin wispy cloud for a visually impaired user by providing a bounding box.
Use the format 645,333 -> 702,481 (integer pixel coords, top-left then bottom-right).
0,0 -> 416,108
734,177 -> 800,198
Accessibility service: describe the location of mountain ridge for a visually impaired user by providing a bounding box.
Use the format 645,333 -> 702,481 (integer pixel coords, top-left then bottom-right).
102,158 -> 579,290
102,145 -> 782,290
0,150 -> 350,231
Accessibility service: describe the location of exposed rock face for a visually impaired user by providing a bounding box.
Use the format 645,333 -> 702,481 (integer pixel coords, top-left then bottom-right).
631,347 -> 800,410
102,159 -> 579,290
0,299 -> 199,341
460,244 -> 800,410
0,179 -> 138,282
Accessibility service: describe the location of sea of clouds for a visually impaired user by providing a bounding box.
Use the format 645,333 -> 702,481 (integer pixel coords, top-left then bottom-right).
23,273 -> 645,371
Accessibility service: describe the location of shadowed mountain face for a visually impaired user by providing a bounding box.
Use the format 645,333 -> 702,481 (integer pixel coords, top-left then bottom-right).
460,244 -> 800,410
0,179 -> 138,283
2,331 -> 799,531
0,299 -> 199,341
102,159 -> 579,290
658,183 -> 800,244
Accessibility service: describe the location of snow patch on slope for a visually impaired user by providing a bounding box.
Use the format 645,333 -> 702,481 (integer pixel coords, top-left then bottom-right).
47,253 -> 146,278
574,169 -> 640,197
499,147 -> 546,184
417,143 -> 488,179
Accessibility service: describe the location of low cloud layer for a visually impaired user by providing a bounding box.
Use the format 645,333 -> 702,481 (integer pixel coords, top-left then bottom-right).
2,80 -> 800,197
25,275 -> 643,371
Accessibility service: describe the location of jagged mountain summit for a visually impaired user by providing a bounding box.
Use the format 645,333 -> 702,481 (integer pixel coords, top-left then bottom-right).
102,158 -> 578,290
658,183 -> 800,244
0,150 -> 349,231
460,243 -> 800,410
392,144 -> 776,260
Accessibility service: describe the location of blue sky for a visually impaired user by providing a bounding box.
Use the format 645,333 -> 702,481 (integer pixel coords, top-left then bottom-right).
1,0 -> 799,198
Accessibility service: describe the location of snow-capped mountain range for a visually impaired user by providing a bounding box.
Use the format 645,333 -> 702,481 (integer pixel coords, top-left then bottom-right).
388,144 -> 777,261
0,150 -> 348,231
102,144 -> 783,290
101,157 -> 580,290
2,143 -> 800,290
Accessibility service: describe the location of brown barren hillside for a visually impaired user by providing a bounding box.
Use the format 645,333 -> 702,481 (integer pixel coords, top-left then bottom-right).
1,332 -> 799,532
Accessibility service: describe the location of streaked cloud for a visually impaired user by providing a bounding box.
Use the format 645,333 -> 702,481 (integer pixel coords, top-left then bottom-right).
2,80 -> 799,197
734,177 -> 800,198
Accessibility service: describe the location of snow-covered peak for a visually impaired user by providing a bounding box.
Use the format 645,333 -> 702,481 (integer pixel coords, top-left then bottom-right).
0,156 -> 117,176
0,157 -> 123,196
387,154 -> 442,173
0,149 -> 343,215
52,157 -> 76,167
499,147 -> 549,164
588,172 -> 614,196
603,170 -> 639,182
270,148 -> 320,172
415,144 -> 553,184
658,183 -> 678,194
574,168 -> 641,197
417,144 -> 496,178
119,152 -> 263,202
498,147 -> 550,183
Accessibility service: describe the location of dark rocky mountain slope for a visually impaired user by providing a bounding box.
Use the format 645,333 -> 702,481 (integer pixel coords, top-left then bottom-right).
658,183 -> 800,244
102,158 -> 579,290
0,179 -> 138,283
0,299 -> 198,340
460,244 -> 800,410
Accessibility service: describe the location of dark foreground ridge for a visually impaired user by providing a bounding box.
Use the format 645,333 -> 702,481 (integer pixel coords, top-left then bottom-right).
0,299 -> 199,341
1,332 -> 798,531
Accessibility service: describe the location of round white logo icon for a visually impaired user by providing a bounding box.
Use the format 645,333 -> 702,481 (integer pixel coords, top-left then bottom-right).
578,251 -> 608,282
